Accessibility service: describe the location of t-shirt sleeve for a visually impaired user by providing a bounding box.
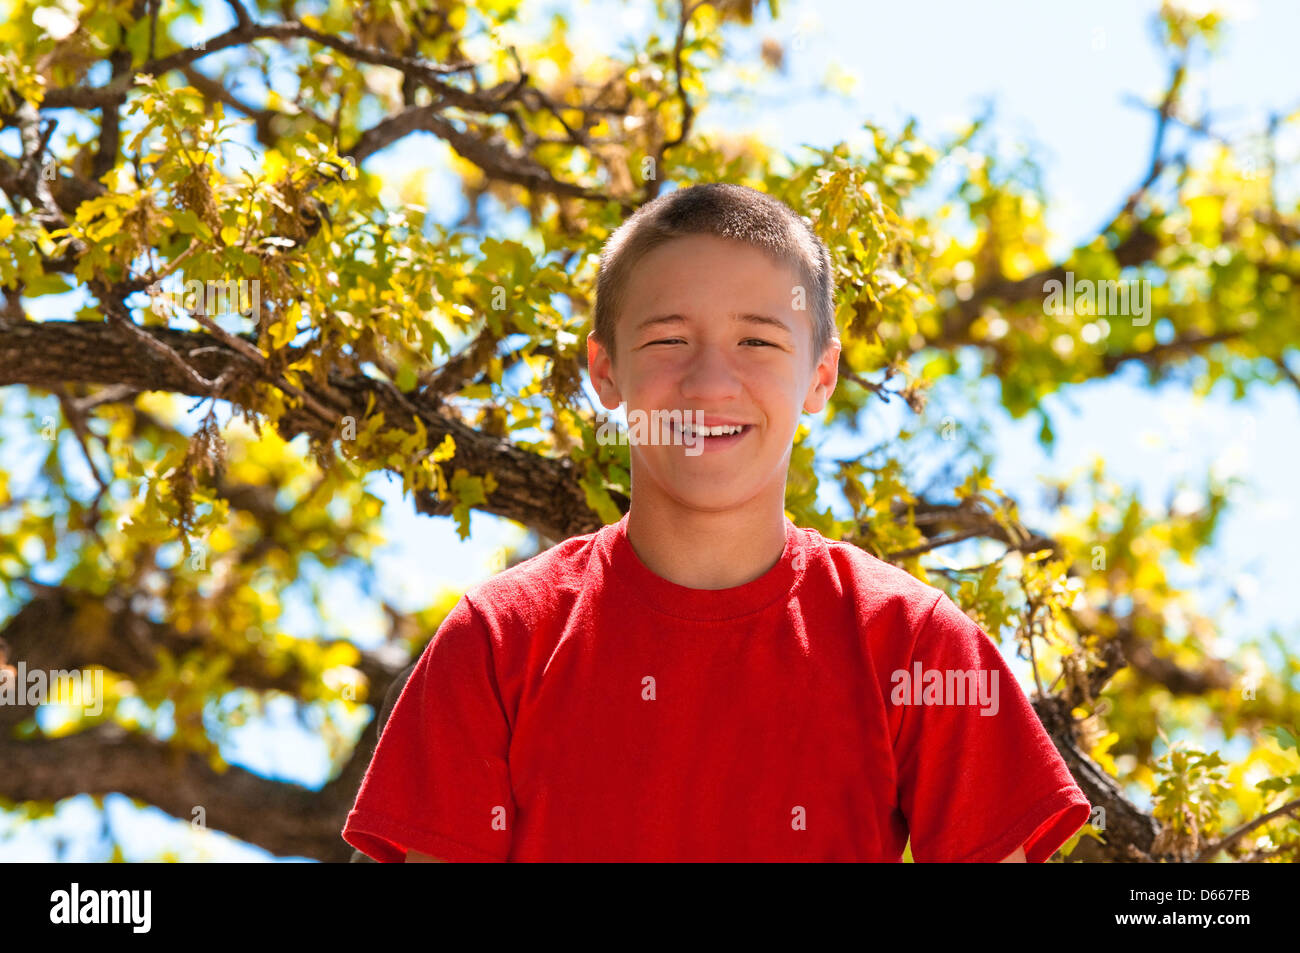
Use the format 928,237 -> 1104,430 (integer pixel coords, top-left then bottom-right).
893,591 -> 1091,863
341,594 -> 514,862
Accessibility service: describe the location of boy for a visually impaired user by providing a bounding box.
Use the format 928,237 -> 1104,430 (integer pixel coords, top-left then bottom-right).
342,183 -> 1091,862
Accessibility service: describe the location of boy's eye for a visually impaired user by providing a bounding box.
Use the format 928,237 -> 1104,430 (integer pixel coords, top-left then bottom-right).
646,338 -> 774,347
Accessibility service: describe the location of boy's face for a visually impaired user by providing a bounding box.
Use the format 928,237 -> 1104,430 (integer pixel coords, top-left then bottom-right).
588,233 -> 839,517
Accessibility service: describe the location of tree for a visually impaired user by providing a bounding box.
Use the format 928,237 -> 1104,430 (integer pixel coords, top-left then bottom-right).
1,0 -> 1297,862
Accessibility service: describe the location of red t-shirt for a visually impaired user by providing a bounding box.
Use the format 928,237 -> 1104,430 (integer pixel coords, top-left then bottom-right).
342,513 -> 1090,862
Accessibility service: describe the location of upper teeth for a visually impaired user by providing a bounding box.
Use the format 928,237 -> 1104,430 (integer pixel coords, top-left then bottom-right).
681,424 -> 744,436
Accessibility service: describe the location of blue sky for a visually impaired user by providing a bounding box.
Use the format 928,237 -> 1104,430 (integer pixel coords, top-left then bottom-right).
1,0 -> 1297,860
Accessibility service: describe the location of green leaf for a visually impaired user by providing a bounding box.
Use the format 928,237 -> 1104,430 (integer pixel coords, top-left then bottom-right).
1037,409 -> 1055,449
23,273 -> 73,296
395,363 -> 417,392
1255,776 -> 1295,793
1268,725 -> 1300,754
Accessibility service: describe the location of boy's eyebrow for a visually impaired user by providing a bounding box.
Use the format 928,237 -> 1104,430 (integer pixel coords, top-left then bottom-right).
636,312 -> 794,337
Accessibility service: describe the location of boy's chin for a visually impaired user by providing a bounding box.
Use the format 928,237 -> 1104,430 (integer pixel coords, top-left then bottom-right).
661,496 -> 762,518
650,477 -> 770,514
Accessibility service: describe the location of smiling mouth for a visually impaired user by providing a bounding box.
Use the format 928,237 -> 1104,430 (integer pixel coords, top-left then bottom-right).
671,422 -> 754,449
677,423 -> 752,438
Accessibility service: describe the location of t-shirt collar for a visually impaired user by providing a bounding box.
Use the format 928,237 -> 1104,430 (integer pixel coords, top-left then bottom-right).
597,512 -> 812,621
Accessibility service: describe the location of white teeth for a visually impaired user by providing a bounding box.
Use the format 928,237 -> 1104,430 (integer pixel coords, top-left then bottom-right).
680,424 -> 745,437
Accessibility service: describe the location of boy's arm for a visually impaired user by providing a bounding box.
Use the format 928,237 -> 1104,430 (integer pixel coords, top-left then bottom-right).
999,845 -> 1026,863
893,592 -> 1091,863
341,595 -> 516,863
406,850 -> 445,863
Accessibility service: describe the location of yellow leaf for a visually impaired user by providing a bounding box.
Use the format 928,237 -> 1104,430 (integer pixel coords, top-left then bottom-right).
264,150 -> 287,181
431,434 -> 455,462
1090,731 -> 1120,777
1187,194 -> 1222,233
268,319 -> 296,348
322,642 -> 360,668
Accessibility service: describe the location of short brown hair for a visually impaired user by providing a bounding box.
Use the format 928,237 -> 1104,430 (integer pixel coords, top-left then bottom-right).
592,183 -> 837,368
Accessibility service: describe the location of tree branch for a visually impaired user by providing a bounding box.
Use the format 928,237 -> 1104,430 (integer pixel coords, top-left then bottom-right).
345,104 -> 605,199
1195,796 -> 1300,863
0,320 -> 596,540
0,723 -> 361,861
1101,329 -> 1245,374
43,20 -> 482,111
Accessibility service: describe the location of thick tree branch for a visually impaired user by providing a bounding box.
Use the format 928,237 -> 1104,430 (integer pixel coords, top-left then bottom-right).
345,104 -> 604,199
1031,694 -> 1164,861
0,587 -> 408,719
0,321 -> 597,540
0,723 -> 361,861
0,584 -> 405,860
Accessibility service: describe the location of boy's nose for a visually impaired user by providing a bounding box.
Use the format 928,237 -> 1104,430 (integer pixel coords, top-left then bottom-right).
679,345 -> 743,400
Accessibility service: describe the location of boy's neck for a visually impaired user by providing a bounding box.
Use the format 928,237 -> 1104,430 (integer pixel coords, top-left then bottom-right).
624,490 -> 790,591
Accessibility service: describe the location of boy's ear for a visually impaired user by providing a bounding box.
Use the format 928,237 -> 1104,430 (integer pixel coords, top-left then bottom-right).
587,331 -> 624,410
802,338 -> 841,414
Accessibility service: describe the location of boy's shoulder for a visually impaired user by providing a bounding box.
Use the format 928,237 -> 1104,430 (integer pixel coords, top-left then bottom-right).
460,524 -> 604,627
818,531 -> 946,609
813,532 -> 994,665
